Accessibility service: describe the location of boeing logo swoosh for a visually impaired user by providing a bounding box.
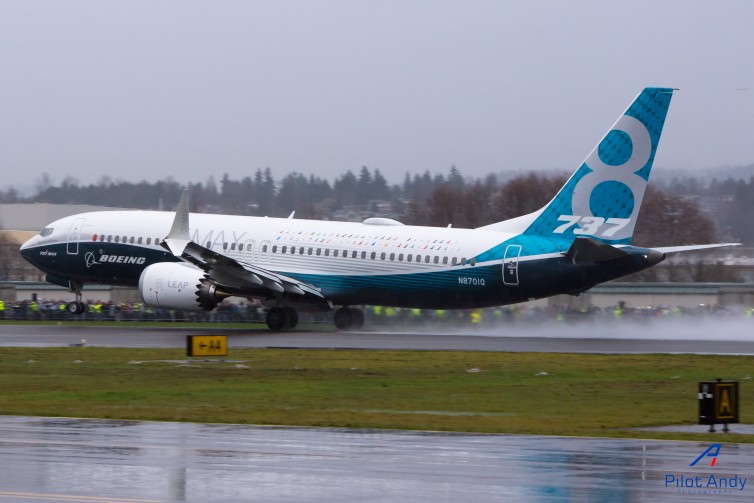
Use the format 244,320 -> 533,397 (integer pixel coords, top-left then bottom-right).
85,252 -> 99,268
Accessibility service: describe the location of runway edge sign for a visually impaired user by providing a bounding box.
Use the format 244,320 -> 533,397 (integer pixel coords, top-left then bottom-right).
698,380 -> 739,432
187,335 -> 228,357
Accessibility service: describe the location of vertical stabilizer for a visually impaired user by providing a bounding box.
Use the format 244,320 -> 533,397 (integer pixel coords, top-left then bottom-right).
524,87 -> 674,244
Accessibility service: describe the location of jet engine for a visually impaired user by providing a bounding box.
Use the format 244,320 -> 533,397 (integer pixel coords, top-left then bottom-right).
139,262 -> 225,311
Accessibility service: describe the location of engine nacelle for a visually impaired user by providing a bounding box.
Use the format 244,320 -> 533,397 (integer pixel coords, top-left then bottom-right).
139,262 -> 221,311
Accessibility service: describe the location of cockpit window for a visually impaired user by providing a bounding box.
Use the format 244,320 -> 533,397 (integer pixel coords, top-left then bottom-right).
39,227 -> 54,237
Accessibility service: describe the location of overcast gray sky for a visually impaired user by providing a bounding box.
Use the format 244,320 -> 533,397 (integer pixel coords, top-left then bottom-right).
1,1 -> 752,192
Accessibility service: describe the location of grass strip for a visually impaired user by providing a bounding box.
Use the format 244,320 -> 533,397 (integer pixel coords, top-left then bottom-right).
0,347 -> 752,442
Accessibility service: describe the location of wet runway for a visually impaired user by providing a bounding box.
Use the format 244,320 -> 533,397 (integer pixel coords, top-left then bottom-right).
0,319 -> 753,354
1,415 -> 752,502
2,322 -> 753,501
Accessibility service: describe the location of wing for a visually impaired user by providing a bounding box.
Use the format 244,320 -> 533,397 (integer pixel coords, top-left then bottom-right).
162,190 -> 331,309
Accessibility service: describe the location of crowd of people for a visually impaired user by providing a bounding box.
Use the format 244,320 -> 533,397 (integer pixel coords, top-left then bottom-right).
0,298 -> 751,325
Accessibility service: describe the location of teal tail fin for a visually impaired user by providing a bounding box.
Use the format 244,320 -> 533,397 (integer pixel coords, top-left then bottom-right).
522,87 -> 675,245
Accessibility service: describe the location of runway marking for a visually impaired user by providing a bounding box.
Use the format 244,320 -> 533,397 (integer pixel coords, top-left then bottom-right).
0,492 -> 162,503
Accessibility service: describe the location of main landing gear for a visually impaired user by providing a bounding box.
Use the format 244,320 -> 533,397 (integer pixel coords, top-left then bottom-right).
67,282 -> 87,315
264,306 -> 365,331
265,306 -> 299,330
333,307 -> 365,331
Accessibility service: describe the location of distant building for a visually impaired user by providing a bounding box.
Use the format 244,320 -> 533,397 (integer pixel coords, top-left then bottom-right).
0,203 -> 128,231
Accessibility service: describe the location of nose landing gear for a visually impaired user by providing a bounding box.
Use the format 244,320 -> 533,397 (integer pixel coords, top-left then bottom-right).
67,301 -> 87,315
67,282 -> 87,315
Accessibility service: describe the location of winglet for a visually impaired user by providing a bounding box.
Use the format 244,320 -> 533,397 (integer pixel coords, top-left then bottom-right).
164,189 -> 191,256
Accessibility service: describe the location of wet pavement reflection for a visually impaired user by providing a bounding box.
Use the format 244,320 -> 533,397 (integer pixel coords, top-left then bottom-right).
0,416 -> 752,502
2,322 -> 754,354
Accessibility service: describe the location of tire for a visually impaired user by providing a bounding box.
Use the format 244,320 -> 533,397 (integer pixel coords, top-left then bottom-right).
282,307 -> 299,330
266,307 -> 286,330
350,308 -> 365,330
68,301 -> 85,315
334,308 -> 353,330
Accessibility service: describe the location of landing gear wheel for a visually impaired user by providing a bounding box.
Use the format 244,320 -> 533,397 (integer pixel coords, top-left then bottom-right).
266,307 -> 286,330
334,308 -> 355,330
68,281 -> 86,315
350,308 -> 365,330
282,307 -> 299,330
334,308 -> 365,330
68,301 -> 86,315
266,307 -> 299,330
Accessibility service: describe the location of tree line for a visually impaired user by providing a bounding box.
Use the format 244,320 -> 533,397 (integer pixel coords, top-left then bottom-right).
2,165 -> 753,282
2,166 -> 752,248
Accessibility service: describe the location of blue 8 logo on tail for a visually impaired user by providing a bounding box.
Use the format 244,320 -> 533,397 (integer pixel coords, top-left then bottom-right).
556,114 -> 652,241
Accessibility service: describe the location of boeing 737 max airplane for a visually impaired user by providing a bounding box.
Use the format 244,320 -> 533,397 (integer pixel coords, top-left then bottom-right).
20,88 -> 737,330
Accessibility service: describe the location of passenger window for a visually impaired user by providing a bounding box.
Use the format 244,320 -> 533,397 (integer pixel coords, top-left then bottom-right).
100,235 -> 105,242
390,253 -> 395,261
290,247 -> 296,254
416,255 -> 421,262
308,247 -> 313,255
282,246 -> 287,253
425,256 -> 430,263
325,249 -> 330,256
263,245 -> 268,252
371,252 -> 376,259
128,236 -> 133,244
470,258 -> 476,266
398,254 -> 404,261
461,257 -> 466,265
361,251 -> 366,259
380,252 -> 386,260
407,254 -> 412,262
351,250 -> 357,259
122,236 -> 127,243
334,250 -> 339,257
452,257 -> 457,265
137,237 -> 142,244
443,257 -> 448,265
273,245 -> 278,253
145,237 -> 150,245
223,242 -> 228,250
434,256 -> 439,264
316,248 -> 321,256
231,243 -> 236,250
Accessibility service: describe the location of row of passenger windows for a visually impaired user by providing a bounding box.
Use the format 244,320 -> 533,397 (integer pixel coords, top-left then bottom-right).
92,234 -> 475,266
265,244 -> 474,266
93,234 -> 161,245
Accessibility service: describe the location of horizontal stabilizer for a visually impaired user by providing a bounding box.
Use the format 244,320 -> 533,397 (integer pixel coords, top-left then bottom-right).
565,237 -> 630,263
651,243 -> 740,254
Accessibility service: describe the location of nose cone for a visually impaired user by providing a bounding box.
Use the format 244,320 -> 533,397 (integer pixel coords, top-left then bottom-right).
19,235 -> 38,264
